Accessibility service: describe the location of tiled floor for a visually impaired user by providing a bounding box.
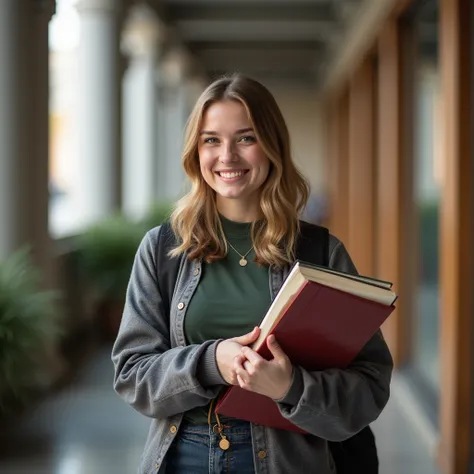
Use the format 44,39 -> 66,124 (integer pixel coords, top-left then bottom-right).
0,345 -> 440,474
372,386 -> 439,474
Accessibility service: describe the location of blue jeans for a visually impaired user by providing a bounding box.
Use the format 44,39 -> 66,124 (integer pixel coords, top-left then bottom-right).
166,419 -> 255,473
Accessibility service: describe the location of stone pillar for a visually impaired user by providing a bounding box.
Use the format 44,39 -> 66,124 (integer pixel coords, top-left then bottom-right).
155,81 -> 167,201
30,0 -> 56,287
159,48 -> 193,200
0,1 -> 29,259
0,0 -> 55,276
0,0 -> 66,390
75,0 -> 123,226
122,4 -> 165,219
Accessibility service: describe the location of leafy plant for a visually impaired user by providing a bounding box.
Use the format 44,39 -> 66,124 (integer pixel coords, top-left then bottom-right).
76,214 -> 145,300
0,249 -> 61,411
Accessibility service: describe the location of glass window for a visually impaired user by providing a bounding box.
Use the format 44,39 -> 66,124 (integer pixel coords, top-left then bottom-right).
410,0 -> 441,395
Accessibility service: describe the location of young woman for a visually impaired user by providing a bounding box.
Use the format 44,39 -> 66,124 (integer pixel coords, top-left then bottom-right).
112,74 -> 393,474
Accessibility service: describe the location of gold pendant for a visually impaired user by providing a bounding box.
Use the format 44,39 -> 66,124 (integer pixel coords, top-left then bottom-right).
219,437 -> 230,450
239,258 -> 248,267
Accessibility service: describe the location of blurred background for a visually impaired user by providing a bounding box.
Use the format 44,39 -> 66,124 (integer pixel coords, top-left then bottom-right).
0,0 -> 472,473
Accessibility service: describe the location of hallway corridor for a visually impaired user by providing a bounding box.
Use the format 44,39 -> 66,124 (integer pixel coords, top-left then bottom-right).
0,345 -> 440,474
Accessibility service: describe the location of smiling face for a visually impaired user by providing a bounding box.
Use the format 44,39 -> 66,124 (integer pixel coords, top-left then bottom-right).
198,100 -> 270,222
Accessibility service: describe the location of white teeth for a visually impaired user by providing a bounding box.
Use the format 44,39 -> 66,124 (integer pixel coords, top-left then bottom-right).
219,171 -> 245,179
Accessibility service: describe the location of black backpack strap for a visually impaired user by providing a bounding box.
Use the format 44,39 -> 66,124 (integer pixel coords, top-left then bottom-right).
155,221 -> 181,318
295,221 -> 329,267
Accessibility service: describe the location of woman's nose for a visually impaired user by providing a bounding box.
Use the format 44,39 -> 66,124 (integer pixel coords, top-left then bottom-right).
219,143 -> 238,163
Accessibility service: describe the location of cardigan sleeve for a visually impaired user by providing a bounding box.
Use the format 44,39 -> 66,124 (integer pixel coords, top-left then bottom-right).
276,235 -> 393,441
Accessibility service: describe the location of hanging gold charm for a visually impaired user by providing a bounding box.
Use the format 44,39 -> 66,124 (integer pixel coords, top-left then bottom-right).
219,436 -> 230,450
226,239 -> 253,267
208,398 -> 231,451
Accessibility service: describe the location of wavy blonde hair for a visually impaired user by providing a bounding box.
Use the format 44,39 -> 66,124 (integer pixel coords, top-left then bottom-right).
169,74 -> 309,267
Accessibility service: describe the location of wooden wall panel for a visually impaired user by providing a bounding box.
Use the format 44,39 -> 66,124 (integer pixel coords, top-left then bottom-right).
326,102 -> 339,235
376,19 -> 407,367
347,59 -> 376,276
438,0 -> 473,472
327,93 -> 350,244
322,0 -> 416,102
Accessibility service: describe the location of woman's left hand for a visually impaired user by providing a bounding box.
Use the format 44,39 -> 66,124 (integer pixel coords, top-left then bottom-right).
234,335 -> 293,400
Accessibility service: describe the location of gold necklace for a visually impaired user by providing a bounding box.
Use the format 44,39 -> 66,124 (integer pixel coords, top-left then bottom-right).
226,240 -> 254,267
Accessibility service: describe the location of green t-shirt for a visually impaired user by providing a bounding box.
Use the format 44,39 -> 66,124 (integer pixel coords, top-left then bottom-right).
184,215 -> 271,424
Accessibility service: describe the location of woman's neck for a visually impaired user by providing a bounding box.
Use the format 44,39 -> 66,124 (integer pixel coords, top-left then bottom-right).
216,200 -> 261,223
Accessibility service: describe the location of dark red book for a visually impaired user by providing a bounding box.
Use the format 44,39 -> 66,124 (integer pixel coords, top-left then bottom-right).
215,261 -> 397,433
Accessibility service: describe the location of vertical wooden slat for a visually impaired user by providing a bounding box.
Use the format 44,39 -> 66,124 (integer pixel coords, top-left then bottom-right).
326,105 -> 337,233
376,19 -> 407,367
337,93 -> 350,245
322,0 -> 417,104
347,58 -> 376,276
438,0 -> 472,472
327,93 -> 350,243
326,101 -> 338,234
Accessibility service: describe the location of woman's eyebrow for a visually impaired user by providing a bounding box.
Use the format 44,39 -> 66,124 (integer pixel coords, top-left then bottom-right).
199,127 -> 254,136
235,128 -> 254,134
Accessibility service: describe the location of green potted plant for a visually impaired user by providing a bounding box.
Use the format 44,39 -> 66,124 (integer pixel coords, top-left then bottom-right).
76,214 -> 145,340
0,248 -> 61,414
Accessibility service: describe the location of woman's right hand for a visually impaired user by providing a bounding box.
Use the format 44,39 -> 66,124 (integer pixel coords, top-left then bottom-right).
216,327 -> 260,385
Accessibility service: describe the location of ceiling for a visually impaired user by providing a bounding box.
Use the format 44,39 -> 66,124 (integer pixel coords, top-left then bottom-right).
150,0 -> 365,85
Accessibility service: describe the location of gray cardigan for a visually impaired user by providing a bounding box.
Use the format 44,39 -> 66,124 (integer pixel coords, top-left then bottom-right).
111,226 -> 393,474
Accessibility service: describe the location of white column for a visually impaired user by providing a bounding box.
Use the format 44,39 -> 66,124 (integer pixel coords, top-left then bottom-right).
0,0 -> 55,269
168,85 -> 188,199
122,5 -> 164,219
30,0 -> 56,286
75,0 -> 123,226
0,1 -> 28,258
155,81 -> 167,201
159,49 -> 192,200
0,0 -> 65,387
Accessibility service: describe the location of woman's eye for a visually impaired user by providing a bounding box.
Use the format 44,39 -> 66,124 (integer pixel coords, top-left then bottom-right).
204,137 -> 218,144
239,135 -> 256,143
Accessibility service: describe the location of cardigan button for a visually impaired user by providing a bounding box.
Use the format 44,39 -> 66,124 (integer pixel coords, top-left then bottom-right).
177,302 -> 185,310
258,450 -> 267,459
